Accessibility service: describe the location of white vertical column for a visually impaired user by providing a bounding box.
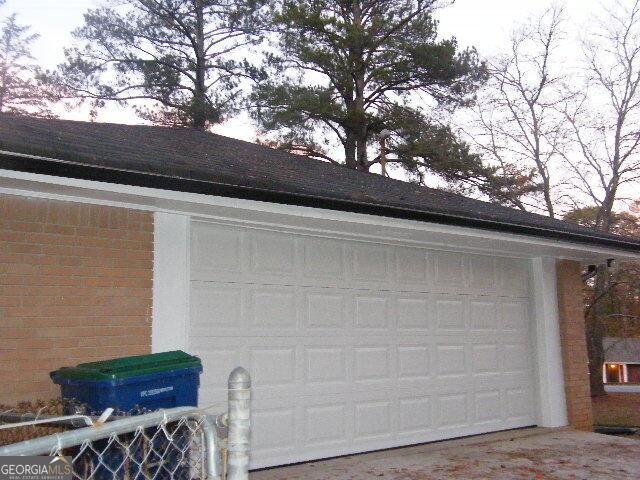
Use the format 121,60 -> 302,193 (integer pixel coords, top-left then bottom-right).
530,257 -> 569,427
152,211 -> 190,353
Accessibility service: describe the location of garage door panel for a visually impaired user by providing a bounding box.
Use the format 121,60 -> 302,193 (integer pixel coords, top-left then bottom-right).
499,258 -> 530,297
188,221 -> 537,468
352,243 -> 393,282
503,342 -> 533,370
434,294 -> 468,330
474,390 -> 504,424
396,247 -> 431,285
191,270 -> 531,299
502,299 -> 531,330
434,343 -> 467,376
304,403 -> 349,447
398,395 -> 433,434
353,345 -> 394,382
191,222 -> 244,275
249,229 -> 297,276
397,294 -> 432,330
304,290 -> 348,329
196,348 -> 240,387
468,255 -> 498,291
397,345 -> 431,379
354,294 -> 391,329
189,280 -> 529,340
250,347 -> 296,386
472,343 -> 500,374
469,297 -> 500,329
252,404 -> 298,455
303,237 -> 346,279
191,283 -> 242,331
433,251 -> 466,287
305,346 -> 348,384
506,387 -> 536,420
247,285 -> 297,329
501,371 -> 535,391
437,393 -> 471,429
191,222 -> 531,298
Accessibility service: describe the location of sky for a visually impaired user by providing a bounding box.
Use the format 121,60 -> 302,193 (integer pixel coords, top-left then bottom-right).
4,0 -> 604,138
3,0 -> 635,209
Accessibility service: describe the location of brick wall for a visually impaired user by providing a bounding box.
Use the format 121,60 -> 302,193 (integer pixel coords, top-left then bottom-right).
0,195 -> 153,405
556,259 -> 594,430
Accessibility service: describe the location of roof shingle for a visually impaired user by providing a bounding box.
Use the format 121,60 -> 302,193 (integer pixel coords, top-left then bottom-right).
0,113 -> 638,252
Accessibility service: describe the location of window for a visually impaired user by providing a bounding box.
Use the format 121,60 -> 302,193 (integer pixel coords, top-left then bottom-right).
604,363 -> 624,383
627,364 -> 640,383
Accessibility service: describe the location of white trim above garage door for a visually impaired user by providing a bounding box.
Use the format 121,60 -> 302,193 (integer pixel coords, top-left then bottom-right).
186,219 -> 538,468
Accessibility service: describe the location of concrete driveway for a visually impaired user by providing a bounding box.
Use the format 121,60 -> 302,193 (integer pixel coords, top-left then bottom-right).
251,428 -> 640,479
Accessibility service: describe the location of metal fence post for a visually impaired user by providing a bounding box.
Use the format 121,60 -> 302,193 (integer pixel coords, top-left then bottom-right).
226,367 -> 251,480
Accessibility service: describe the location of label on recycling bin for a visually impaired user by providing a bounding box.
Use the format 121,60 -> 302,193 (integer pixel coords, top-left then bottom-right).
140,386 -> 174,397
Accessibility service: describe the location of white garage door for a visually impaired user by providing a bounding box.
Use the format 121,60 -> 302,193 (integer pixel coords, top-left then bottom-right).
188,220 -> 537,468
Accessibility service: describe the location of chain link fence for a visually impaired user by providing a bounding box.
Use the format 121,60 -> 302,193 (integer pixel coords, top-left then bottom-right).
0,367 -> 251,480
59,413 -> 208,480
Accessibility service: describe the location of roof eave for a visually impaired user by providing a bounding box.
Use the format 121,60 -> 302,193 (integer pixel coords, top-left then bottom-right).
0,150 -> 639,254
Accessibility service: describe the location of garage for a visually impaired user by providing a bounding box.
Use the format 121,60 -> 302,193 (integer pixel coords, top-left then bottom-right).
6,116 -> 638,472
187,219 -> 537,468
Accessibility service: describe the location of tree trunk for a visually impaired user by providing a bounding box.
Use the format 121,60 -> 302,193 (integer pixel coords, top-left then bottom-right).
530,111 -> 555,218
344,133 -> 357,169
192,0 -> 208,130
540,168 -> 555,218
585,185 -> 618,396
351,0 -> 368,171
587,265 -> 609,396
356,134 -> 368,170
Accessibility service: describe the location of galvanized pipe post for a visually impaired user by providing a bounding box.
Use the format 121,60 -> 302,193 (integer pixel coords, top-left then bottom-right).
226,367 -> 251,480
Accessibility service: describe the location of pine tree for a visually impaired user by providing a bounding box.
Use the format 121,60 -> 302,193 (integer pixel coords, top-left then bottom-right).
0,2 -> 54,117
51,0 -> 266,130
251,0 -> 492,189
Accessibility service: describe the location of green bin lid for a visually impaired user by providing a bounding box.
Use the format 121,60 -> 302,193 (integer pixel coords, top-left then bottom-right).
51,350 -> 201,381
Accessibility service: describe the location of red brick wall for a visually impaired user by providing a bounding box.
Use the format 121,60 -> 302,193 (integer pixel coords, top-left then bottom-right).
0,195 -> 153,405
556,259 -> 594,430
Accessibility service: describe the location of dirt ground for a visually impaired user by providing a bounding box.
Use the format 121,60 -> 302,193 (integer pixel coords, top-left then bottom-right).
251,428 -> 640,480
593,393 -> 640,427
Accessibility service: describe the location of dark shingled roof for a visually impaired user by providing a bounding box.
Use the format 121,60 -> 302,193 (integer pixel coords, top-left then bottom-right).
0,113 -> 639,252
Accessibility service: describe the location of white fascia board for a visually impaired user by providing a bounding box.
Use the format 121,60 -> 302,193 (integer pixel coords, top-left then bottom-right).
0,168 -> 638,262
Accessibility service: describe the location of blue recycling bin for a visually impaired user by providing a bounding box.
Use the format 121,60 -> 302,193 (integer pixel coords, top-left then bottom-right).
51,351 -> 203,480
50,350 -> 202,414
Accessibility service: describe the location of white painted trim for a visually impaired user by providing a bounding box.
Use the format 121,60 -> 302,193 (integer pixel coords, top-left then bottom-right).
0,168 -> 638,262
530,257 -> 569,427
152,212 -> 190,353
605,383 -> 640,393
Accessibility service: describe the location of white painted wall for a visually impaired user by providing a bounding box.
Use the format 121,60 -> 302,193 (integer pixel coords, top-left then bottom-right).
152,212 -> 190,353
530,257 -> 569,427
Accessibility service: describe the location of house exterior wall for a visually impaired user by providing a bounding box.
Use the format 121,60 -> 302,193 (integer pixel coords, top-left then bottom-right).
0,195 -> 153,405
556,259 -> 594,430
